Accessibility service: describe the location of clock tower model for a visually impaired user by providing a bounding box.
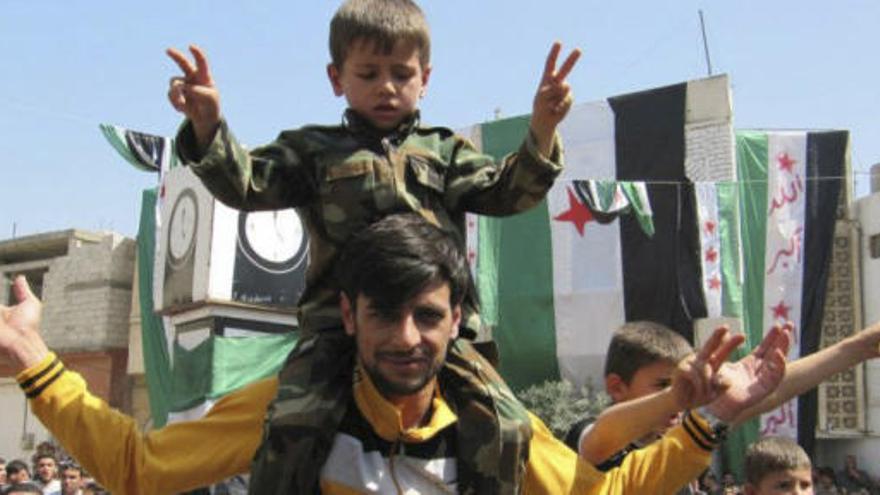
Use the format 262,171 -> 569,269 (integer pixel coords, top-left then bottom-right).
155,166 -> 308,314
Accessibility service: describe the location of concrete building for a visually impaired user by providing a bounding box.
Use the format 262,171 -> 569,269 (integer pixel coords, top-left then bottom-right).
814,166 -> 880,478
0,229 -> 135,461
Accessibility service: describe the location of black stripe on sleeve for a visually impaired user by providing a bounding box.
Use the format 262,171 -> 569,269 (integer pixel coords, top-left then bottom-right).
19,357 -> 61,392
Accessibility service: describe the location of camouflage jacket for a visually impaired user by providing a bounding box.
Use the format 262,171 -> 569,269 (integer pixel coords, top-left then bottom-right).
176,109 -> 563,336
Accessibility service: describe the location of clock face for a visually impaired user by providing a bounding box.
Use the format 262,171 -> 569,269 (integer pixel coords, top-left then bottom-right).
168,189 -> 198,264
237,210 -> 308,273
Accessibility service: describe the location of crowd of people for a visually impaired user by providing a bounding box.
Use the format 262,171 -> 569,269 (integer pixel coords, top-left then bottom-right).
0,448 -> 108,495
2,0 -> 880,493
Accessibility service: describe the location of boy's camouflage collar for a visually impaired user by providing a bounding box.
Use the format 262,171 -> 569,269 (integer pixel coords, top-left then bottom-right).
342,108 -> 421,146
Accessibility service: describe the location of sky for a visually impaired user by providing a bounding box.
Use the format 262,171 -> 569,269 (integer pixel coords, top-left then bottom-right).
2,1 -> 878,239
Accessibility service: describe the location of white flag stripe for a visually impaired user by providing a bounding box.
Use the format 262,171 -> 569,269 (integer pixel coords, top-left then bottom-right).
759,132 -> 807,439
552,103 -> 624,387
695,183 -> 722,318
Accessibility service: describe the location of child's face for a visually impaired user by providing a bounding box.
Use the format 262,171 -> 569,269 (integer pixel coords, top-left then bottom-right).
328,38 -> 430,130
746,469 -> 813,495
609,360 -> 679,431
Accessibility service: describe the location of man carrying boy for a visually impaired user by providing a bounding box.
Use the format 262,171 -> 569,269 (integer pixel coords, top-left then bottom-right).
743,437 -> 813,495
166,1 -> 579,492
2,213 -> 794,494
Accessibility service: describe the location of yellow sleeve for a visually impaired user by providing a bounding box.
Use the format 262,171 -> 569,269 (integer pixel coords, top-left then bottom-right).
522,412 -> 714,495
18,353 -> 277,495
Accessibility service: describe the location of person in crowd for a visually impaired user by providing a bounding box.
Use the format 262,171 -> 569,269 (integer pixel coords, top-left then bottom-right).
837,454 -> 877,495
59,465 -> 83,495
1,213 -> 795,494
722,470 -> 743,495
700,470 -> 724,495
0,457 -> 7,491
32,454 -> 59,495
164,0 -> 579,489
743,436 -> 812,495
4,461 -> 30,486
814,466 -> 841,495
3,482 -> 43,495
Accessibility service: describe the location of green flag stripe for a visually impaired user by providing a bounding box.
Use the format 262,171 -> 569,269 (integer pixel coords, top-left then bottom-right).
722,131 -> 769,476
736,131 -> 769,348
479,116 -> 559,391
137,188 -> 173,427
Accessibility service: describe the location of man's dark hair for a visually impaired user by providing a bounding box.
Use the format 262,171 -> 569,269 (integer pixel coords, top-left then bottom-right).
6,460 -> 29,476
32,453 -> 56,464
60,463 -> 82,476
329,0 -> 430,68
745,436 -> 811,486
336,213 -> 469,313
603,321 -> 693,383
4,482 -> 42,494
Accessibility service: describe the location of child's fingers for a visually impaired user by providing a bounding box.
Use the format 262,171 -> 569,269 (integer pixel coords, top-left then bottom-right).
708,332 -> 744,371
189,44 -> 214,84
166,47 -> 196,79
554,48 -> 581,82
168,78 -> 187,111
541,42 -> 562,82
697,326 -> 728,362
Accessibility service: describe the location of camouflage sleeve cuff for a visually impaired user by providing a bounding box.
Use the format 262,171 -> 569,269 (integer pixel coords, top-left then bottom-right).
682,410 -> 722,452
16,352 -> 66,399
175,118 -> 231,166
523,129 -> 564,174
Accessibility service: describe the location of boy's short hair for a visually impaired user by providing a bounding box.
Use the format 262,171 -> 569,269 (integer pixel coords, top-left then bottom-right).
329,0 -> 430,68
745,437 -> 812,486
604,321 -> 693,383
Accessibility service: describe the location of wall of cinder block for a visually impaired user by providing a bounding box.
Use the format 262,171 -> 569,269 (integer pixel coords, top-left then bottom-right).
3,233 -> 137,353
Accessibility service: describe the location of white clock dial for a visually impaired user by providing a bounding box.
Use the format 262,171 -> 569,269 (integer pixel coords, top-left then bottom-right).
244,210 -> 303,263
169,191 -> 198,261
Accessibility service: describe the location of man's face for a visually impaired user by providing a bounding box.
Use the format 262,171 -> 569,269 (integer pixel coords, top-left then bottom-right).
327,38 -> 430,130
608,360 -> 679,430
0,463 -> 6,484
61,468 -> 83,495
36,457 -> 56,482
342,281 -> 460,400
746,469 -> 813,495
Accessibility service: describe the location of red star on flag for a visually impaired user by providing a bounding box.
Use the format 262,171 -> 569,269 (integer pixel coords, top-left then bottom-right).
708,275 -> 721,290
777,152 -> 797,173
771,300 -> 791,320
705,247 -> 718,263
704,220 -> 716,235
553,187 -> 594,236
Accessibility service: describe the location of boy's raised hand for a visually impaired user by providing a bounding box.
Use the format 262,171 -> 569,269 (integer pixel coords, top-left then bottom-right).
166,45 -> 221,148
707,323 -> 791,423
670,326 -> 744,412
530,42 -> 581,156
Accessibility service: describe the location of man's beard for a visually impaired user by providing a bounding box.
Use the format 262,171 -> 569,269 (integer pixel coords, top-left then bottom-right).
363,349 -> 446,398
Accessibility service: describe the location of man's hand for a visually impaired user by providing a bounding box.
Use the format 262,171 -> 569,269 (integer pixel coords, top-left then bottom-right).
166,44 -> 222,149
0,275 -> 49,371
530,42 -> 580,157
671,326 -> 744,411
708,323 -> 791,423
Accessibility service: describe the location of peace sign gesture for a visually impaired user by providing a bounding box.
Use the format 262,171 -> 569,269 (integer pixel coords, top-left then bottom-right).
530,42 -> 581,156
166,44 -> 222,147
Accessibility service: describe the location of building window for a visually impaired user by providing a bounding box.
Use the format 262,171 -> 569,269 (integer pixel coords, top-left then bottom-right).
5,268 -> 45,304
871,234 -> 880,260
